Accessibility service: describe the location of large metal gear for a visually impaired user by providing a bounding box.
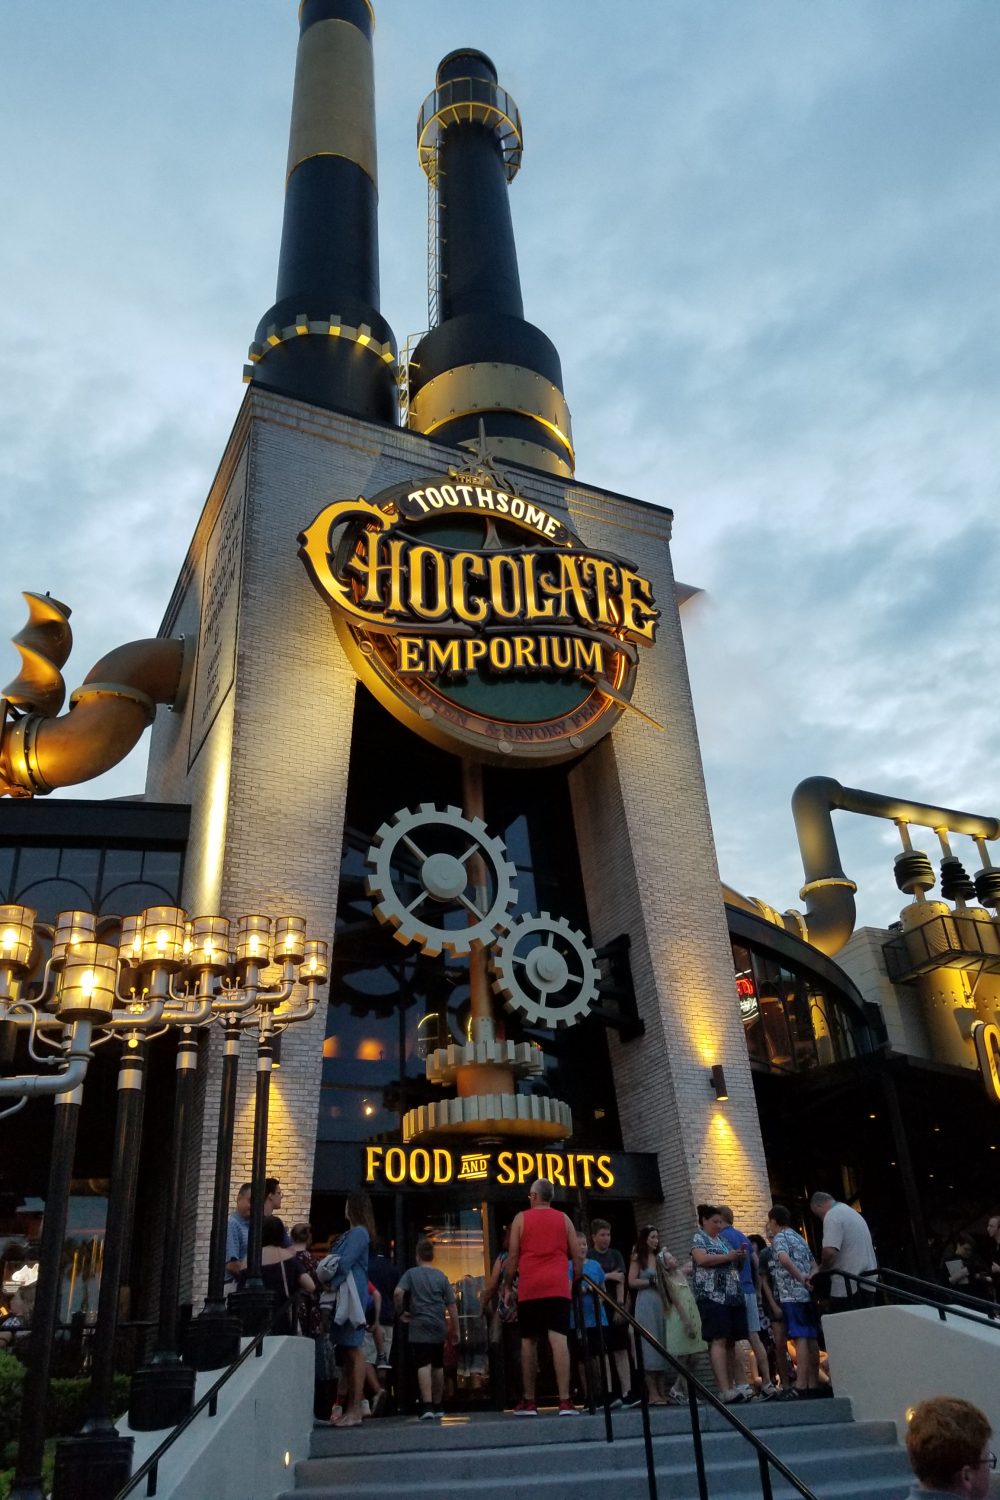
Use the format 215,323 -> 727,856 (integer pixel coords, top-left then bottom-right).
490,912 -> 601,1029
366,802 -> 517,957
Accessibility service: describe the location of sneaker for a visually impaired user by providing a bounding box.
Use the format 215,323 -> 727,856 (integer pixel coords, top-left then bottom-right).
721,1388 -> 751,1404
512,1399 -> 539,1417
666,1388 -> 687,1405
760,1383 -> 779,1400
360,1399 -> 372,1418
775,1388 -> 802,1401
621,1391 -> 642,1408
433,1410 -> 446,1419
737,1384 -> 756,1401
558,1399 -> 578,1416
420,1409 -> 436,1421
609,1397 -> 623,1410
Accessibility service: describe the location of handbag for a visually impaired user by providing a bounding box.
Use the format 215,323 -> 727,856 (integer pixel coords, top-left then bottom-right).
333,1273 -> 366,1329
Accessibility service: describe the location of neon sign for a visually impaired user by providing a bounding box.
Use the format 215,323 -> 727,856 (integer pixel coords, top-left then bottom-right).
364,1145 -> 615,1190
299,474 -> 659,764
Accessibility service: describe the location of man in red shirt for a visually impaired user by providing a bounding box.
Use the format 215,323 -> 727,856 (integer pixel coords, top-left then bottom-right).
502,1178 -> 583,1416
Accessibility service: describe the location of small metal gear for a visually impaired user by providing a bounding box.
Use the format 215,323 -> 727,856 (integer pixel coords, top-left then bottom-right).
490,912 -> 601,1029
365,803 -> 517,957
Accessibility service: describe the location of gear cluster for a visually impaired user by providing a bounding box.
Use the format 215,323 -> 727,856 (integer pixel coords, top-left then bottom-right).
365,803 -> 600,1029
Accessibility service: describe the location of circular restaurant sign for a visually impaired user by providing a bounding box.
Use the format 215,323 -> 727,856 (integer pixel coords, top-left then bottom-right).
298,470 -> 659,764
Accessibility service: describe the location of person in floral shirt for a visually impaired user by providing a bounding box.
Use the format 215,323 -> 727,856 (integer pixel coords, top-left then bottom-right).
690,1204 -> 750,1402
766,1204 -> 820,1398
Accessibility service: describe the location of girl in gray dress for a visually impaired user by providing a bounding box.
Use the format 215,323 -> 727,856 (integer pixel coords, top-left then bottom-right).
628,1225 -> 670,1403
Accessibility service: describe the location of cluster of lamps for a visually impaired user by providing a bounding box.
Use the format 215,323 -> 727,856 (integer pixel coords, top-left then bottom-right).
0,903 -> 328,1095
0,901 -> 329,1500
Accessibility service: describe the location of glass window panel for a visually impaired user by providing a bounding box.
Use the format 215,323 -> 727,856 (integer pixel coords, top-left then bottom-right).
13,847 -> 60,890
322,1008 -> 397,1084
315,1085 -> 397,1141
15,878 -> 93,926
140,850 -> 182,894
57,848 -> 101,890
98,882 -> 178,918
100,849 -> 143,889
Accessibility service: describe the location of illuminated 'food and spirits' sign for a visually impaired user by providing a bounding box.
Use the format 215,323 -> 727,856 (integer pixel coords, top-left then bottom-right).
363,1144 -> 616,1191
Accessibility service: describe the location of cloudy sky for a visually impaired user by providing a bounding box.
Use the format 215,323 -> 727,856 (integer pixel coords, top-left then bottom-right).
2,1 -> 998,931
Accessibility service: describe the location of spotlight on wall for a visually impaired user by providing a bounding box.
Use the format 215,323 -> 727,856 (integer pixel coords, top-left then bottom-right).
709,1064 -> 729,1101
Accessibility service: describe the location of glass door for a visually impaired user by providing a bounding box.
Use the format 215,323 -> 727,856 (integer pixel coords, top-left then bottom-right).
412,1202 -> 490,1403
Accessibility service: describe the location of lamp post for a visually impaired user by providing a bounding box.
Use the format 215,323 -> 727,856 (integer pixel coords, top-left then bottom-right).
52,908 -> 202,1495
51,1039 -> 147,1500
5,938 -> 118,1500
2,899 -> 328,1490
184,1015 -> 243,1370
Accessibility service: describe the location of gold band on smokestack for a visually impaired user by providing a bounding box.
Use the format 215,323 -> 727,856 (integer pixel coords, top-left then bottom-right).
407,50 -> 573,478
246,0 -> 397,423
286,18 -> 377,185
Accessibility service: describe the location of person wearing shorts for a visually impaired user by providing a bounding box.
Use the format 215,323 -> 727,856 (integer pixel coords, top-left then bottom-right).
767,1204 -> 821,1398
394,1239 -> 457,1419
691,1204 -> 751,1403
589,1218 -> 639,1406
719,1206 -> 777,1398
502,1178 -> 583,1416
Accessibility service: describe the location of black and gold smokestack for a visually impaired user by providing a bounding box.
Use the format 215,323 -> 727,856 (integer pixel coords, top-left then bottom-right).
407,51 -> 574,478
244,0 -> 397,423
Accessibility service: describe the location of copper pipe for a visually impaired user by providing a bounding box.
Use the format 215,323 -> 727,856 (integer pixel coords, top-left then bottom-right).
1,637 -> 184,797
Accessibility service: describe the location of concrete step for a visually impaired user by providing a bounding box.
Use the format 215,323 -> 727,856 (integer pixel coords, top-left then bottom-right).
308,1396 -> 858,1456
278,1401 -> 912,1500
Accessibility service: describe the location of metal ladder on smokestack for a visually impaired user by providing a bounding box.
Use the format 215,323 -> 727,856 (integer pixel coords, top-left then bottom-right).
426,142 -> 444,331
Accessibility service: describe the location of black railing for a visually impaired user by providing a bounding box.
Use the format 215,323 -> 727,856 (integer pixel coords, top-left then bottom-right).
840,1268 -> 999,1330
574,1277 -> 819,1500
112,1299 -> 290,1500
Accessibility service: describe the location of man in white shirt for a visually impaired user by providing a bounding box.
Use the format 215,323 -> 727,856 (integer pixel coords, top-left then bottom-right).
809,1192 -> 876,1313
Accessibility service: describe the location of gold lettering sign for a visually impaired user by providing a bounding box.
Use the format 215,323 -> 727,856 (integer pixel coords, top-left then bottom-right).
299,475 -> 659,765
363,1145 -> 616,1190
973,1020 -> 1000,1103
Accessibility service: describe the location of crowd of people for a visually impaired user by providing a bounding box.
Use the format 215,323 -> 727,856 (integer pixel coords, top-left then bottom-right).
222,1175 -> 892,1421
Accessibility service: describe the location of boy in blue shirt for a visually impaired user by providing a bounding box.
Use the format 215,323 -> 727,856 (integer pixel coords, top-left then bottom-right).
569,1230 -> 608,1405
719,1205 -> 777,1398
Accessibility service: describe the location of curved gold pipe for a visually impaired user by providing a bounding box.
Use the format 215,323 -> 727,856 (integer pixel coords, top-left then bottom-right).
0,637 -> 185,797
727,777 -> 1000,959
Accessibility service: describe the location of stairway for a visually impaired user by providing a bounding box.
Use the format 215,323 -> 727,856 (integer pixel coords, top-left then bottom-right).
278,1398 -> 912,1500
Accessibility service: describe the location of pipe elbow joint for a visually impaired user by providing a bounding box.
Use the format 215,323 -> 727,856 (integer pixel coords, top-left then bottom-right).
0,637 -> 185,797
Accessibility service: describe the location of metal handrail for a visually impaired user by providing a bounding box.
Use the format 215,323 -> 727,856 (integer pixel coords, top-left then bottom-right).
875,1265 -> 998,1315
113,1299 -> 291,1499
840,1270 -> 999,1330
577,1276 -> 819,1500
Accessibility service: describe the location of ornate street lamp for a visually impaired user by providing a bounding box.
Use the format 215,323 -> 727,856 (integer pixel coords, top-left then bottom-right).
1,921 -> 118,1500
0,901 -> 328,1499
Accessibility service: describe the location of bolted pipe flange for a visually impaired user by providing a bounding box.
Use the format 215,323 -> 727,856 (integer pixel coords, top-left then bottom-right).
940,855 -> 976,903
974,867 -> 1000,910
894,849 -> 935,896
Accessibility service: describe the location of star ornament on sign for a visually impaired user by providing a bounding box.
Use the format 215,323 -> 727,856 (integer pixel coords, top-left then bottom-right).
451,419 -> 514,494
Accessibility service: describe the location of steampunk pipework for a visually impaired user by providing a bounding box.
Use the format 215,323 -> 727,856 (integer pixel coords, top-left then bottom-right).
0,591 -> 188,798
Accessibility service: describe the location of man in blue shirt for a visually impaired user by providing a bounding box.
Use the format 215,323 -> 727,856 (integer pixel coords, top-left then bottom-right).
224,1182 -> 251,1292
719,1205 -> 777,1398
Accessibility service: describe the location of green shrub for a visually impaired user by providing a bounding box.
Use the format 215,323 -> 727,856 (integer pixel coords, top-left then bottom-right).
0,1355 -> 24,1452
0,1354 -> 129,1456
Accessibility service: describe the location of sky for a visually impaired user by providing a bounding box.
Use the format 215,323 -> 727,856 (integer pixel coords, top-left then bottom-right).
1,1 -> 998,932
